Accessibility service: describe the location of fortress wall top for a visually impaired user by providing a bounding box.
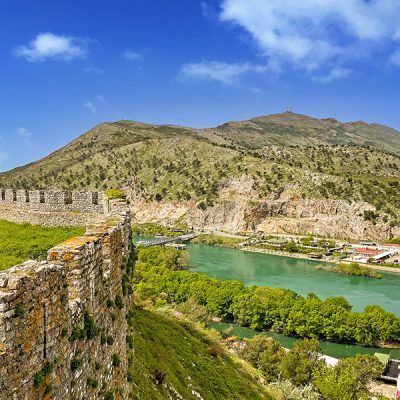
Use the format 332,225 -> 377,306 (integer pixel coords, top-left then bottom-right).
0,199 -> 133,400
0,189 -> 107,213
0,189 -> 109,227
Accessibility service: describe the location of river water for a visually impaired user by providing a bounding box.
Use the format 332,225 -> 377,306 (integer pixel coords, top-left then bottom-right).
185,243 -> 400,358
186,244 -> 400,315
134,237 -> 400,357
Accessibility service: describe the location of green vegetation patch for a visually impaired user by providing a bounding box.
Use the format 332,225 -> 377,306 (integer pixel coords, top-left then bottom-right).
105,188 -> 126,200
191,234 -> 244,248
316,262 -> 382,279
0,220 -> 85,271
128,307 -> 271,400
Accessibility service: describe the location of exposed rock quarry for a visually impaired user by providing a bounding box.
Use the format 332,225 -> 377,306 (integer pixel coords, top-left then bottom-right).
130,196 -> 392,241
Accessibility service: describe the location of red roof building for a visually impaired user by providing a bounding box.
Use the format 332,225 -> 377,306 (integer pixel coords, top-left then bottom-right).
354,248 -> 381,257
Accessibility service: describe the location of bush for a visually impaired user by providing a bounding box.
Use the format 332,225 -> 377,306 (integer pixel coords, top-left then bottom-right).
33,359 -> 56,388
87,377 -> 99,388
112,354 -> 121,367
101,333 -> 114,346
153,368 -> 167,385
104,392 -> 114,400
105,188 -> 126,200
15,304 -> 26,318
44,384 -> 54,396
69,326 -> 85,342
70,357 -> 83,372
84,311 -> 100,339
126,335 -> 134,349
208,343 -> 223,357
106,299 -> 114,308
115,295 -> 125,309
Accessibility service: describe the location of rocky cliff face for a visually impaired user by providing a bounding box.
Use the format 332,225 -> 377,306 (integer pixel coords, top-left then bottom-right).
130,196 -> 392,241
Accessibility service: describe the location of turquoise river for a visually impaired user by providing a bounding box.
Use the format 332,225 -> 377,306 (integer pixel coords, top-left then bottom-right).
135,237 -> 400,358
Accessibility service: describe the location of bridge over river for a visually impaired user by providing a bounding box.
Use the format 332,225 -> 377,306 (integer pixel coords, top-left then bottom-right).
136,233 -> 198,248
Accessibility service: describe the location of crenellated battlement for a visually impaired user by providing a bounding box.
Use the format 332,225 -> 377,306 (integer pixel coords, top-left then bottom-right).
0,189 -> 106,212
0,198 -> 133,400
0,189 -> 108,227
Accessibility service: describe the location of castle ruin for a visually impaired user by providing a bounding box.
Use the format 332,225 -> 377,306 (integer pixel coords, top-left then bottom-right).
0,190 -> 133,400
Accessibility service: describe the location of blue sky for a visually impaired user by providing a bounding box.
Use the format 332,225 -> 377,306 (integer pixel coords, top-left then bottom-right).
1,0 -> 400,171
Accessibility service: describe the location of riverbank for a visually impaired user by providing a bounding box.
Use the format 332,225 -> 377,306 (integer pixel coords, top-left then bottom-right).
203,231 -> 400,275
241,245 -> 335,264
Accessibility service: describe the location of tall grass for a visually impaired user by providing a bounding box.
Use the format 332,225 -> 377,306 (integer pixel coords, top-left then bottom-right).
0,220 -> 85,271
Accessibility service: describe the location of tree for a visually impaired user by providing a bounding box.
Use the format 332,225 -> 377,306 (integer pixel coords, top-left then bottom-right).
239,335 -> 285,382
257,339 -> 286,382
280,339 -> 323,385
313,354 -> 382,400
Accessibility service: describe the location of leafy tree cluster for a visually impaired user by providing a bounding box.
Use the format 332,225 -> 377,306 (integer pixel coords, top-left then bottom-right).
242,335 -> 382,400
133,247 -> 400,346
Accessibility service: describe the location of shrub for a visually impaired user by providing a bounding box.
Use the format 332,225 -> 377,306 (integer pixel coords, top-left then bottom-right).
105,188 -> 126,200
84,311 -> 100,339
70,357 -> 83,372
112,354 -> 121,367
106,299 -> 114,308
69,327 -> 85,342
115,295 -> 125,309
100,333 -> 113,345
153,368 -> 167,385
60,293 -> 68,306
44,384 -> 54,396
106,335 -> 114,345
126,335 -> 134,349
104,392 -> 114,400
33,359 -> 56,388
208,343 -> 223,357
33,371 -> 44,388
15,304 -> 26,318
87,377 -> 99,389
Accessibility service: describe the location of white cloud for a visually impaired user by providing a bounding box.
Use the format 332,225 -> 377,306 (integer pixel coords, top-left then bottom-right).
219,0 -> 400,73
390,50 -> 400,66
15,32 -> 86,62
16,127 -> 32,145
122,50 -> 143,61
201,2 -> 217,19
84,66 -> 104,74
312,67 -> 352,83
180,61 -> 266,85
84,95 -> 107,113
84,101 -> 96,113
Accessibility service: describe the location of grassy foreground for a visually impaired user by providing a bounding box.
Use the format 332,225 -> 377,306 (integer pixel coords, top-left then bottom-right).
128,307 -> 271,400
0,220 -> 85,271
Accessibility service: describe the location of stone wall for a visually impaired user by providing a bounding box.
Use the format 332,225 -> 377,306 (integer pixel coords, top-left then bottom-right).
0,199 -> 133,400
0,189 -> 107,227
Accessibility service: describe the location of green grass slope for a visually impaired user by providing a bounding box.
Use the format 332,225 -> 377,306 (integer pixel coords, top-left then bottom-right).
129,307 -> 271,400
0,220 -> 85,271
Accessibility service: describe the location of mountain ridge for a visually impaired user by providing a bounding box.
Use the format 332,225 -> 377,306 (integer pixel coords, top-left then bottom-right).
1,112 -> 399,240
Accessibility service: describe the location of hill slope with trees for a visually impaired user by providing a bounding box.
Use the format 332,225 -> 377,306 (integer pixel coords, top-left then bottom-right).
1,113 -> 399,240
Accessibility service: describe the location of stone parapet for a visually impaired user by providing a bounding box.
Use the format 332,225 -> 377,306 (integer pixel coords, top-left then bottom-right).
0,190 -> 107,227
0,199 -> 132,400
